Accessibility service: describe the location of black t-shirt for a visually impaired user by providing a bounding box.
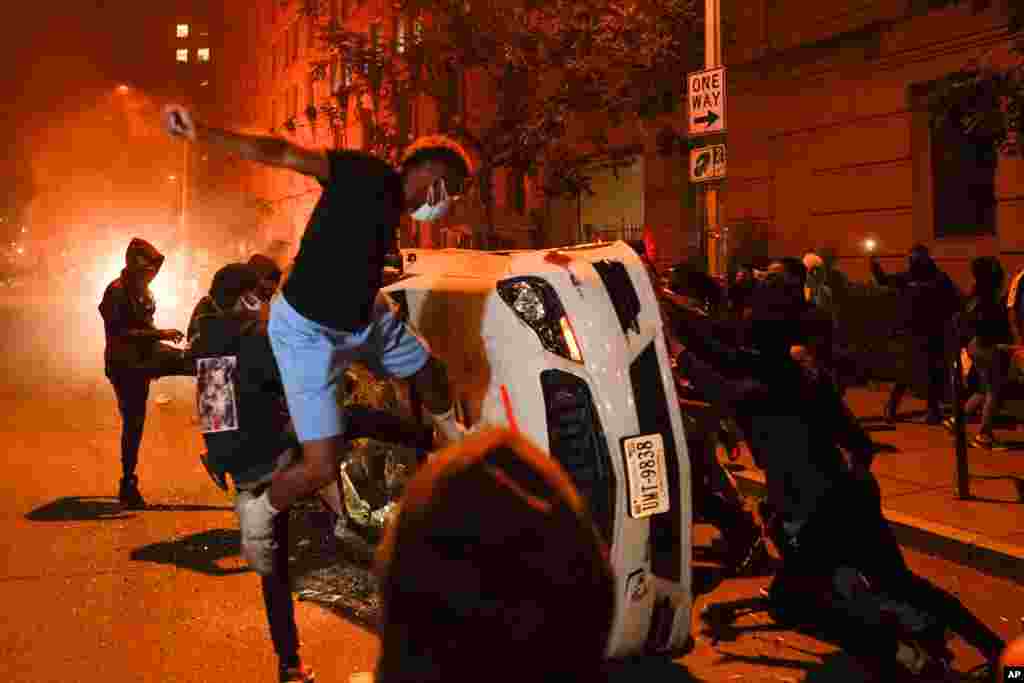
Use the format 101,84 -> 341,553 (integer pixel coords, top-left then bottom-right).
282,150 -> 403,332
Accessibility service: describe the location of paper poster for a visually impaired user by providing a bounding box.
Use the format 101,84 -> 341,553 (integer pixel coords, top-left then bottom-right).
197,356 -> 239,433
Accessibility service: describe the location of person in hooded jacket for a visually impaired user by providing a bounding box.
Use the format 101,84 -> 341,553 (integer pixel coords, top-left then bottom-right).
99,238 -> 186,508
946,257 -> 1014,450
871,244 -> 961,424
190,262 -> 316,682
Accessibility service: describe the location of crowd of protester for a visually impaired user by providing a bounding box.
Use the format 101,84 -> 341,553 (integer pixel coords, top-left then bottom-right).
645,242 -> 1017,681
90,102 -> 1020,682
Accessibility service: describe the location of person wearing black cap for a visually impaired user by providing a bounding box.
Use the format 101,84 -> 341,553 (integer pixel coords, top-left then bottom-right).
99,237 -> 185,508
373,428 -> 615,683
189,261 -> 316,683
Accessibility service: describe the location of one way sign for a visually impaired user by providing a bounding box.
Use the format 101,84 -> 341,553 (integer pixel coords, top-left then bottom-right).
687,66 -> 726,136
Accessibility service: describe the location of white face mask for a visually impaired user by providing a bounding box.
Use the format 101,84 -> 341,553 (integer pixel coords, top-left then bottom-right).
410,178 -> 453,223
237,291 -> 263,313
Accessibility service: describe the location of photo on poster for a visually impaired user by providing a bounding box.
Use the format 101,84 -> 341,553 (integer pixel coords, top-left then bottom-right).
197,356 -> 239,433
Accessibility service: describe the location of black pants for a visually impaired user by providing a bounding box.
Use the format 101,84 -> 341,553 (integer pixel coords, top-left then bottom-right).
260,498 -> 300,666
889,344 -> 945,418
780,473 -> 1005,662
108,347 -> 193,481
688,436 -> 758,552
109,373 -> 150,480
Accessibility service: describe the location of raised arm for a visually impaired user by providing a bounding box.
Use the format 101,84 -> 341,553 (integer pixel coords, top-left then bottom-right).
163,104 -> 329,182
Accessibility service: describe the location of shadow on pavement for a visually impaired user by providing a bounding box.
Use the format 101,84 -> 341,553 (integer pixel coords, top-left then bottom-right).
964,474 -> 1024,504
130,528 -> 249,576
603,655 -> 703,682
716,651 -> 870,682
25,496 -> 232,522
699,597 -> 872,681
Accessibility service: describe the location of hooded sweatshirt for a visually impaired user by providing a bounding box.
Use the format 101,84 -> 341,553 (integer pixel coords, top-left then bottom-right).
189,309 -> 296,488
871,248 -> 960,340
99,238 -> 165,375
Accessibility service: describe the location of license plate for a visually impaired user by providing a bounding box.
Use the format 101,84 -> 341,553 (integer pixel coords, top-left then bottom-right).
622,433 -> 670,519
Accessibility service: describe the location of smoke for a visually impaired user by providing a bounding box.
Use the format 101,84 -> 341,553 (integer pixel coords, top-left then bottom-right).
7,83 -> 282,391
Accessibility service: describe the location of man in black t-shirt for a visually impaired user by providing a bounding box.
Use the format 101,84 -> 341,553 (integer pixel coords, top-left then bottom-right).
163,106 -> 472,570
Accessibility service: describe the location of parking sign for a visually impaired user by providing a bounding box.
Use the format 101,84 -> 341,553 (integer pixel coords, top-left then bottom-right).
689,144 -> 727,183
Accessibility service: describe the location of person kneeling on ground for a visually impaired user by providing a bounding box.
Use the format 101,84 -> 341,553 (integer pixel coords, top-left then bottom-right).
372,429 -> 615,683
190,262 -> 318,683
674,312 -> 1005,681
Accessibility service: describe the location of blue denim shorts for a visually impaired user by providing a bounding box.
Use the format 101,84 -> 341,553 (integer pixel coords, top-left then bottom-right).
268,292 -> 431,443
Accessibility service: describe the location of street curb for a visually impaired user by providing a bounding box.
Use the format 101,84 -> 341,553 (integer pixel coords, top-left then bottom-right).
732,470 -> 1024,584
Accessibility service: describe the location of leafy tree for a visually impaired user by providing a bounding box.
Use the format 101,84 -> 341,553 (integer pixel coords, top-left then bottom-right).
303,0 -> 700,248
926,1 -> 1024,154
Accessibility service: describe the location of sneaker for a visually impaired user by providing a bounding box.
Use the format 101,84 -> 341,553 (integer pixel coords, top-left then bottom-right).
199,452 -> 229,492
970,433 -> 1010,451
941,417 -> 956,434
118,476 -> 146,509
280,663 -> 315,683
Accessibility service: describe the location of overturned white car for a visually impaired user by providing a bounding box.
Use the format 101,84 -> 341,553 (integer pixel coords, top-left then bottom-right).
381,240 -> 693,658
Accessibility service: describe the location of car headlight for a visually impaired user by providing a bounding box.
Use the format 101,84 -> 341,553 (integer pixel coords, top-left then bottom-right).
507,281 -> 546,323
497,276 -> 583,363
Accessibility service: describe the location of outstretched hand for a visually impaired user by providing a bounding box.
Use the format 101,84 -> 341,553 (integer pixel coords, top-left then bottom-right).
163,104 -> 197,141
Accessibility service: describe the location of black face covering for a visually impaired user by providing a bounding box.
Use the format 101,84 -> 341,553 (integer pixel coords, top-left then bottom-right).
908,248 -> 937,281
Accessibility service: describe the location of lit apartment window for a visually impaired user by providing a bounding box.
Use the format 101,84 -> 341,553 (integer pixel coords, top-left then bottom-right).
197,48 -> 211,63
176,24 -> 189,38
176,49 -> 189,63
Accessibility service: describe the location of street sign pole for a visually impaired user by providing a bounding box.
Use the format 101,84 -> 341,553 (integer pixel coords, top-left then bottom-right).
703,0 -> 723,278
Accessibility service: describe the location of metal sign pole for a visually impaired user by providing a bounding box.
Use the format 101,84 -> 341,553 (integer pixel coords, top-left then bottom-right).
950,316 -> 971,499
704,0 -> 722,277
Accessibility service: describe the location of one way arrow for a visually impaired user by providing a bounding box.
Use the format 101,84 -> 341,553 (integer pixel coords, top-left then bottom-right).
693,111 -> 720,127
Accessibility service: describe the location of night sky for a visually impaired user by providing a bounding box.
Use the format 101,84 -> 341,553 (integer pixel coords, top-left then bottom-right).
5,2 -> 187,236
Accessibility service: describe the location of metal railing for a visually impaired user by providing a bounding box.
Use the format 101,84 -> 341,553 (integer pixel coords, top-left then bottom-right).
580,222 -> 645,245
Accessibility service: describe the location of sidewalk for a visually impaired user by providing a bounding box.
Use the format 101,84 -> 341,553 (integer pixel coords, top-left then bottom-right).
727,385 -> 1024,583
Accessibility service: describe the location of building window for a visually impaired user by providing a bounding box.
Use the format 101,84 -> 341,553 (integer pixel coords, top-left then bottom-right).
176,24 -> 189,38
176,49 -> 189,63
197,48 -> 211,63
930,100 -> 998,237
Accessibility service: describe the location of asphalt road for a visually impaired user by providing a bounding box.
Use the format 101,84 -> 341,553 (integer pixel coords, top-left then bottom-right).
0,297 -> 1021,682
